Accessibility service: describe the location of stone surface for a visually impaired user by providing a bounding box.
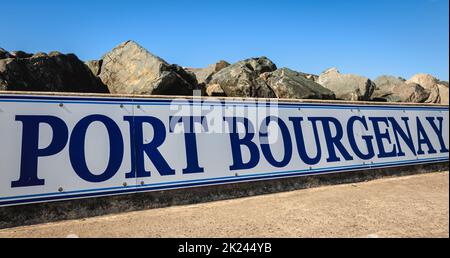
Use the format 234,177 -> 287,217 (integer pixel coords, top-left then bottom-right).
317,68 -> 376,101
98,40 -> 199,95
0,48 -> 12,59
206,83 -> 226,97
208,57 -> 277,98
0,52 -> 108,93
436,83 -> 449,105
407,74 -> 439,90
261,68 -> 335,99
32,52 -> 48,58
298,72 -> 319,82
11,51 -> 33,58
85,60 -> 102,76
372,75 -> 430,103
374,75 -> 406,87
186,60 -> 230,84
407,74 -> 448,104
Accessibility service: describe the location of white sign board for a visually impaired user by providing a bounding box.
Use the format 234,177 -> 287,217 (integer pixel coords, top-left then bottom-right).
0,94 -> 448,206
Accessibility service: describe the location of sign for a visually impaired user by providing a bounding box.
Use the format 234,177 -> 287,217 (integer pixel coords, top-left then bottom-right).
0,93 -> 448,206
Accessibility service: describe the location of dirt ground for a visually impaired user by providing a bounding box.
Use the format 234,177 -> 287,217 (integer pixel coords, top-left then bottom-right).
0,171 -> 448,238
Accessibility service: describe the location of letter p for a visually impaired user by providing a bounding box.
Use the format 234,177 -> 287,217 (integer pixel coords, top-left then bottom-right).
12,116 -> 68,188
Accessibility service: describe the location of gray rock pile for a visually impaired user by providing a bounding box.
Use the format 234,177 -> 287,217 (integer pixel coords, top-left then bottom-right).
260,68 -> 335,100
186,60 -> 230,85
316,68 -> 376,101
0,49 -> 108,93
0,41 -> 448,104
371,76 -> 429,103
97,41 -> 199,95
406,74 -> 449,104
207,57 -> 278,98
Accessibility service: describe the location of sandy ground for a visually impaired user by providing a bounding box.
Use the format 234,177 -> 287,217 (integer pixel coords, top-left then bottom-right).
0,172 -> 448,238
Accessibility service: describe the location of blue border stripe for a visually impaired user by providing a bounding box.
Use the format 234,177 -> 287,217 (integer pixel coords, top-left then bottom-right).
0,100 -> 447,111
2,98 -> 448,111
0,94 -> 448,111
0,157 -> 447,206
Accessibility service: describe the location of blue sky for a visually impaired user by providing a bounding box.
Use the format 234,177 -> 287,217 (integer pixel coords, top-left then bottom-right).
1,0 -> 449,80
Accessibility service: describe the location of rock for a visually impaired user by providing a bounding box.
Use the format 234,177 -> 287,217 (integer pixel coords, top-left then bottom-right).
439,80 -> 449,87
317,68 -> 376,101
372,75 -> 430,103
32,52 -> 48,58
84,59 -> 106,91
406,74 -> 448,104
167,63 -> 198,90
298,72 -> 319,82
374,75 -> 406,87
186,60 -> 230,84
85,60 -> 102,76
0,52 -> 108,93
208,57 -> 277,98
48,51 -> 63,57
213,60 -> 230,72
406,74 -> 438,90
98,40 -> 199,95
260,68 -> 335,99
11,51 -> 33,58
436,83 -> 449,105
425,86 -> 441,103
206,83 -> 226,97
0,48 -> 13,59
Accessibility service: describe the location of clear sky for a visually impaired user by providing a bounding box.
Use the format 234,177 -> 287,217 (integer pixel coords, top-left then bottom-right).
1,0 -> 449,80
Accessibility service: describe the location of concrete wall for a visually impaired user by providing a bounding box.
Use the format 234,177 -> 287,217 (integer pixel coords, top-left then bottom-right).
0,162 -> 447,229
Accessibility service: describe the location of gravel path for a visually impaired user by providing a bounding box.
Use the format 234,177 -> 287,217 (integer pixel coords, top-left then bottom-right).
1,172 -> 448,238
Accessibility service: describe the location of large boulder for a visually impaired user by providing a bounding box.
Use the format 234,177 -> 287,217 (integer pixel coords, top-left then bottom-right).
406,74 -> 438,89
372,75 -> 430,103
0,50 -> 108,93
186,60 -> 230,84
260,68 -> 336,99
407,74 -> 449,104
98,40 -> 199,95
205,83 -> 226,97
208,57 -> 277,98
317,68 -> 376,101
11,51 -> 33,59
298,72 -> 319,82
436,82 -> 449,105
0,48 -> 13,59
85,60 -> 102,76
